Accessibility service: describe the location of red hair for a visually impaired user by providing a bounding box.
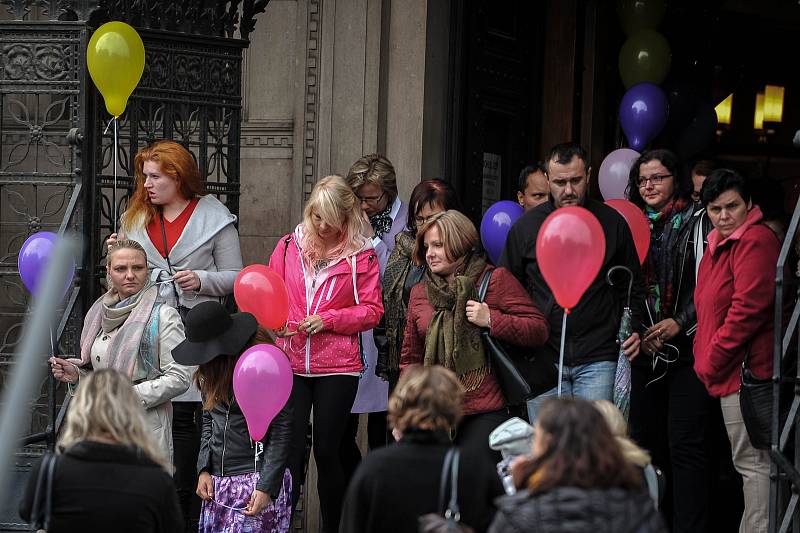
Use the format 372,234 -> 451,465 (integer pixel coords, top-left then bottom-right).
123,140 -> 206,230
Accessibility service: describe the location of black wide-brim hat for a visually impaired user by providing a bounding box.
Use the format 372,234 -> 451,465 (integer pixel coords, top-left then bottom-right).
172,301 -> 258,366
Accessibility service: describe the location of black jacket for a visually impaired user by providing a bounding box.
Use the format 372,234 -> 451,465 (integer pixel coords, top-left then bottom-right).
20,441 -> 182,533
197,393 -> 293,498
638,204 -> 711,364
500,199 -> 646,366
489,486 -> 667,533
340,429 -> 504,533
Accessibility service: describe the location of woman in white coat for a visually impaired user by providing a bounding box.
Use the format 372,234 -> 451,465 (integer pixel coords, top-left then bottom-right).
49,239 -> 191,465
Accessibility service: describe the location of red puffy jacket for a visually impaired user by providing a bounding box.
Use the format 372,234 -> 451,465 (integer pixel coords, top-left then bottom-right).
400,265 -> 549,415
693,207 -> 780,397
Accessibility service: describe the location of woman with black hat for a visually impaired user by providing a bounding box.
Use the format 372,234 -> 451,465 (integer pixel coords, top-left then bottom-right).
172,301 -> 293,533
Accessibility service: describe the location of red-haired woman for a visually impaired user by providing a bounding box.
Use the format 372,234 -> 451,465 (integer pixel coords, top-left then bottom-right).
109,140 -> 243,532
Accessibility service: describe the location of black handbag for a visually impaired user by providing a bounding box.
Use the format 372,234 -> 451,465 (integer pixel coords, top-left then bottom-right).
477,269 -> 558,405
418,448 -> 474,533
29,453 -> 57,533
740,343 -> 779,450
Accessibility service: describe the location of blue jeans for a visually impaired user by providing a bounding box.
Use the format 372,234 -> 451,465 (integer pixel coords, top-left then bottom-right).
526,360 -> 616,424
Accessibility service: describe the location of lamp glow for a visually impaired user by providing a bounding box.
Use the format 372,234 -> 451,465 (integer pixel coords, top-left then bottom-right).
754,92 -> 764,131
763,85 -> 785,123
715,93 -> 733,125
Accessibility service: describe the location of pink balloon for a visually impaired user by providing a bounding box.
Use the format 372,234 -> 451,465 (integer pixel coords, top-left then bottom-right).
598,148 -> 640,200
605,199 -> 651,266
233,344 -> 293,441
536,207 -> 606,310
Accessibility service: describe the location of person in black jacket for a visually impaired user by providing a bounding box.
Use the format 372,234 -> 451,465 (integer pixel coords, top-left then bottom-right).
626,149 -> 713,533
340,365 -> 504,533
19,369 -> 183,533
171,301 -> 293,533
499,142 -> 645,422
489,397 -> 666,533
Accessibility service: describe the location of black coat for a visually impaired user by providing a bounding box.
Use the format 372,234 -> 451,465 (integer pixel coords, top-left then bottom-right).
500,199 -> 646,366
197,393 -> 293,498
19,440 -> 182,533
339,430 -> 504,533
489,486 -> 667,533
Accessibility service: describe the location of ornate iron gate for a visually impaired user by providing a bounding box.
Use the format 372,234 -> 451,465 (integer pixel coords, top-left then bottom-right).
0,1 -> 265,529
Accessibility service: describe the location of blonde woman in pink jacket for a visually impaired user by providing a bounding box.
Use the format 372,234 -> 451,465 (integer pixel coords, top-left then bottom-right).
268,175 -> 383,533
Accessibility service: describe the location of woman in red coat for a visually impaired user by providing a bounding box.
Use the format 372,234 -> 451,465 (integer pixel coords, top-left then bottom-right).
694,169 -> 780,533
400,210 -> 549,467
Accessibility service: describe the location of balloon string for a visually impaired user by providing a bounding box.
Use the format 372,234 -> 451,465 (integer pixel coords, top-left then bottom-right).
211,498 -> 247,512
112,116 -> 118,235
557,311 -> 567,397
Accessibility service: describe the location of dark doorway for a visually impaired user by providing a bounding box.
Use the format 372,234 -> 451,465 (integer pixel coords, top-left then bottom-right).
448,0 -> 545,222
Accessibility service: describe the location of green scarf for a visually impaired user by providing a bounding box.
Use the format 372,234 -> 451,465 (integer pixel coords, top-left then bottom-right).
423,252 -> 488,391
382,231 -> 417,379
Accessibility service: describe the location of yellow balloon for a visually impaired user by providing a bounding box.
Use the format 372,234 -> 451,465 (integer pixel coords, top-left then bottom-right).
86,21 -> 145,118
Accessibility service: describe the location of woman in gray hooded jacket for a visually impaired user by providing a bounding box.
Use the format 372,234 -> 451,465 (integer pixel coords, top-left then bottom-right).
110,140 -> 243,531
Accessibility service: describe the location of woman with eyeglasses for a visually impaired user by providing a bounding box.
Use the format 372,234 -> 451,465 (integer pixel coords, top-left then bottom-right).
625,149 -> 712,533
340,154 -> 406,468
268,174 -> 383,533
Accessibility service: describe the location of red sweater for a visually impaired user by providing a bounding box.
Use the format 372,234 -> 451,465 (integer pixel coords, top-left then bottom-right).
693,207 -> 780,397
400,265 -> 549,415
146,198 -> 200,258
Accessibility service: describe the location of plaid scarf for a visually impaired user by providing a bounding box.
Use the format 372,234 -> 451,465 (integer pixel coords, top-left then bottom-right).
644,199 -> 691,321
381,231 -> 418,380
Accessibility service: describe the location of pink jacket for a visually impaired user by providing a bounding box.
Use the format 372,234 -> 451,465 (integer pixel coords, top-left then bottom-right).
268,228 -> 384,375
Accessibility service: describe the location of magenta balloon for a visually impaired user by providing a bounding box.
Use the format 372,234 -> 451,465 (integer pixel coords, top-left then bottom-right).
619,82 -> 668,151
233,344 -> 293,441
18,231 -> 75,296
598,148 -> 640,200
480,201 -> 524,264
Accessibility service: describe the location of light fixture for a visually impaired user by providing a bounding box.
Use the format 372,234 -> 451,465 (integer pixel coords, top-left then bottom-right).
764,85 -> 785,123
754,92 -> 764,131
715,93 -> 733,125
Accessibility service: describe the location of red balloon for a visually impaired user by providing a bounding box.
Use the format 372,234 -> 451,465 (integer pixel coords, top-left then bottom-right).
234,265 -> 289,329
605,199 -> 650,266
536,207 -> 606,310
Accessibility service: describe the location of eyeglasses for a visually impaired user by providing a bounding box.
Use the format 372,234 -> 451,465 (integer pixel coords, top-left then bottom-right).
637,174 -> 673,188
414,215 -> 436,226
357,190 -> 386,206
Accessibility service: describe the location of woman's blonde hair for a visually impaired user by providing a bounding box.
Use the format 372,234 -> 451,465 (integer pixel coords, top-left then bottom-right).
388,365 -> 464,433
58,369 -> 169,471
412,210 -> 479,266
302,175 -> 367,263
593,399 -> 651,467
106,238 -> 147,268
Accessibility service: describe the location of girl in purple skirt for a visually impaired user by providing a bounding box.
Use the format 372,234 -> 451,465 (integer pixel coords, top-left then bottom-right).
172,301 -> 293,533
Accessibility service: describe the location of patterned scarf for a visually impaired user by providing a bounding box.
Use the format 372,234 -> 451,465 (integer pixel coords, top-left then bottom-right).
369,202 -> 393,241
381,231 -> 417,379
644,199 -> 690,321
80,282 -> 163,383
423,252 -> 488,391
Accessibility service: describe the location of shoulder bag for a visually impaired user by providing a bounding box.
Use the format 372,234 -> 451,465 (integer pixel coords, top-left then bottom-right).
418,448 -> 474,533
739,340 -> 793,450
477,269 -> 558,405
29,453 -> 57,533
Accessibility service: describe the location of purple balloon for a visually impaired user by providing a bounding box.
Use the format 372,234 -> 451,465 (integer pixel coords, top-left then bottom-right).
18,231 -> 75,297
480,201 -> 524,264
599,148 -> 640,200
619,82 -> 668,151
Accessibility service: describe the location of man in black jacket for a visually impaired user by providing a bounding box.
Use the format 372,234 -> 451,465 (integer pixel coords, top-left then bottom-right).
499,142 -> 645,422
